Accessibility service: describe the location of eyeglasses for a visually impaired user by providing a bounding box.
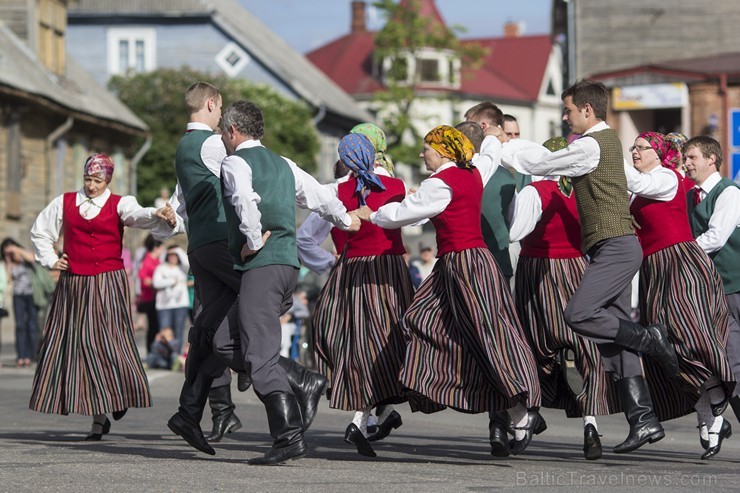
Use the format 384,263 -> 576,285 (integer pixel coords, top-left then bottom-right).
629,145 -> 653,153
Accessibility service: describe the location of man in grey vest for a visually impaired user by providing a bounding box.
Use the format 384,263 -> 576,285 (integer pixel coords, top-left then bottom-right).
219,100 -> 359,465
500,80 -> 678,455
685,136 -> 740,421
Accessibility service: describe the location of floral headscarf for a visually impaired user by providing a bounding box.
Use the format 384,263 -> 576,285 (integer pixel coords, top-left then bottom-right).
350,123 -> 395,175
542,137 -> 573,196
83,153 -> 115,183
424,125 -> 474,169
664,132 -> 689,171
338,133 -> 385,206
637,132 -> 681,170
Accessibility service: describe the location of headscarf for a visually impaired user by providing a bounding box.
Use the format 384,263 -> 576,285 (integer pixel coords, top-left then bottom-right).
83,153 -> 115,183
637,131 -> 681,171
542,137 -> 573,197
664,132 -> 689,172
350,123 -> 395,175
423,125 -> 474,169
338,133 -> 385,206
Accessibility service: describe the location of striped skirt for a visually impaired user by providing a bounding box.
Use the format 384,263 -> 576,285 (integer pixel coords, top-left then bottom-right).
29,269 -> 152,416
401,248 -> 540,414
640,241 -> 735,421
514,256 -> 620,417
312,254 -> 414,411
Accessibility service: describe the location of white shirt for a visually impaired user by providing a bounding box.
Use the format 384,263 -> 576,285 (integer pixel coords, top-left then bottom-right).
153,122 -> 225,241
693,172 -> 740,253
221,139 -> 352,251
508,178 -> 553,242
370,136 -> 502,228
500,121 -> 610,177
31,188 -> 166,269
625,164 -> 678,202
152,262 -> 190,310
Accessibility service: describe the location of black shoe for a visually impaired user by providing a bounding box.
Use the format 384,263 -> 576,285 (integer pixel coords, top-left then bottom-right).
702,419 -> 732,460
698,425 -> 709,450
237,372 -> 252,392
583,424 -> 602,460
615,321 -> 678,376
488,411 -> 510,457
167,412 -> 216,456
368,411 -> 402,442
278,357 -> 328,431
509,410 -> 546,455
205,385 -> 242,442
112,409 -> 127,421
613,376 -> 665,454
707,386 -> 729,417
248,392 -> 308,466
345,423 -> 377,457
85,417 -> 111,441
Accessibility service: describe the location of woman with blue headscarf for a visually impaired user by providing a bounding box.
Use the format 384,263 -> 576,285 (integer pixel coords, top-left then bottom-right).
312,133 -> 414,458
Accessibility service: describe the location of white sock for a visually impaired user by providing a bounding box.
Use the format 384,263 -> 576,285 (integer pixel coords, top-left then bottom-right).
583,415 -> 597,430
508,403 -> 528,441
352,408 -> 371,437
90,414 -> 106,435
377,404 -> 394,424
697,413 -> 709,442
695,393 -> 712,443
708,416 -> 723,448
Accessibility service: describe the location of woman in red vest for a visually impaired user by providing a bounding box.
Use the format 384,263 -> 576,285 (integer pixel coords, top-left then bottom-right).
626,132 -> 734,459
510,137 -> 621,460
29,154 -> 176,440
355,125 -> 541,456
312,133 -> 413,457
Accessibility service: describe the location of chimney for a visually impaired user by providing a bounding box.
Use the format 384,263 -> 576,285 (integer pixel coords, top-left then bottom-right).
351,1 -> 366,32
503,21 -> 523,37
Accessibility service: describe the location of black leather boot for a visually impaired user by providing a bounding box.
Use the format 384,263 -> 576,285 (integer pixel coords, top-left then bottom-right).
237,372 -> 252,392
614,320 -> 678,376
613,376 -> 665,454
167,371 -> 216,455
583,423 -> 602,460
278,357 -> 328,431
205,384 -> 242,442
248,392 -> 308,465
488,411 -> 510,457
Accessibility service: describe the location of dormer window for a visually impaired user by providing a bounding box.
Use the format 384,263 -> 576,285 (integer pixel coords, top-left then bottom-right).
379,48 -> 460,88
418,58 -> 439,82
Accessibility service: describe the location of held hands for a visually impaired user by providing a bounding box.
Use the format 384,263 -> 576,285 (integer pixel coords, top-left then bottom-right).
353,205 -> 373,222
53,253 -> 69,271
347,211 -> 361,232
241,231 -> 271,261
155,202 -> 177,228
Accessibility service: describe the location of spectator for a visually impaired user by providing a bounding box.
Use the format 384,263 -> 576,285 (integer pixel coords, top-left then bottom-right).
1,238 -> 39,367
137,235 -> 164,352
411,243 -> 436,286
147,327 -> 179,370
152,245 -> 190,354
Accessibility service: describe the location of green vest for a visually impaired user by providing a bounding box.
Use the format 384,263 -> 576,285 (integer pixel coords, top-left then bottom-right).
687,177 -> 740,294
481,167 -> 516,277
572,128 -> 634,253
222,146 -> 299,271
175,130 -> 228,252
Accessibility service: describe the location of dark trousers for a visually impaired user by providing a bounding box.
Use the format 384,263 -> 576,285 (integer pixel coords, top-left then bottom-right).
564,235 -> 644,379
725,292 -> 740,394
138,300 -> 159,353
13,294 -> 37,360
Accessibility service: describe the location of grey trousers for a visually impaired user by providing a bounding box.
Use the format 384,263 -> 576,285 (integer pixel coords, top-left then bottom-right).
725,292 -> 740,394
564,235 -> 644,378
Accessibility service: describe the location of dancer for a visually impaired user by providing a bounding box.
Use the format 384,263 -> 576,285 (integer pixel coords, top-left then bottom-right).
355,125 -> 541,456
312,133 -> 413,458
29,153 -> 176,440
500,79 -> 677,454
509,136 -> 620,460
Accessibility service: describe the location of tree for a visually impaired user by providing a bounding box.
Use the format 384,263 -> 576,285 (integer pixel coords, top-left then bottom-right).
108,68 -> 319,205
371,0 -> 486,164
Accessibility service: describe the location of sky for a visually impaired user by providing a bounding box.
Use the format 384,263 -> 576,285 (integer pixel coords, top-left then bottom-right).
239,0 -> 552,54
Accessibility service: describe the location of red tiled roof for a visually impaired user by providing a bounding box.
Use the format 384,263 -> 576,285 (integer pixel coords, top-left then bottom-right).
306,31 -> 553,102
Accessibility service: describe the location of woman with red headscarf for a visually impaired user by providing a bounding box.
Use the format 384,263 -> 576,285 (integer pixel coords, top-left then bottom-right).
626,132 -> 735,459
355,125 -> 541,457
29,154 -> 176,440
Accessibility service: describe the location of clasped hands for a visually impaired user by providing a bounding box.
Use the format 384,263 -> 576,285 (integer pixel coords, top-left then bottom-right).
155,202 -> 178,228
347,205 -> 373,229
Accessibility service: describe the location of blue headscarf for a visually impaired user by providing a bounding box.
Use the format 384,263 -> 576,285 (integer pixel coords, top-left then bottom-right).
338,133 -> 385,205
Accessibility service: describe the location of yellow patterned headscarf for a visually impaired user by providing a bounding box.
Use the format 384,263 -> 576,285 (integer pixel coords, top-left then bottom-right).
424,125 -> 474,168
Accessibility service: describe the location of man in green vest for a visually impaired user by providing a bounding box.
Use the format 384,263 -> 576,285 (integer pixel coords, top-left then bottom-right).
500,80 -> 678,455
219,100 -> 359,465
684,136 -> 740,422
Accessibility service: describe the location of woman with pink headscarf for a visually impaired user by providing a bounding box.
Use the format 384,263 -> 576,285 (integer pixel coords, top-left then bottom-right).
29,154 -> 176,441
626,132 -> 735,459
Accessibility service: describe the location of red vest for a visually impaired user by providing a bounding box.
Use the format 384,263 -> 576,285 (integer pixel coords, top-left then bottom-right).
430,166 -> 487,256
337,175 -> 406,258
329,227 -> 348,256
63,192 -> 125,275
629,169 -> 695,258
520,181 -> 583,259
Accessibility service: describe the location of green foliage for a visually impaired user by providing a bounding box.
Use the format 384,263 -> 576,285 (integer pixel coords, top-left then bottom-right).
108,68 -> 318,205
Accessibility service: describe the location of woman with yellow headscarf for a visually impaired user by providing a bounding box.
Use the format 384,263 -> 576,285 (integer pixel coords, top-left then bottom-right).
355,125 -> 541,457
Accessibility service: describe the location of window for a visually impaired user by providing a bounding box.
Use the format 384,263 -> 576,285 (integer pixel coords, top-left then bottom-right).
418,58 -> 440,82
107,28 -> 156,76
38,0 -> 66,74
388,56 -> 409,83
215,42 -> 251,77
